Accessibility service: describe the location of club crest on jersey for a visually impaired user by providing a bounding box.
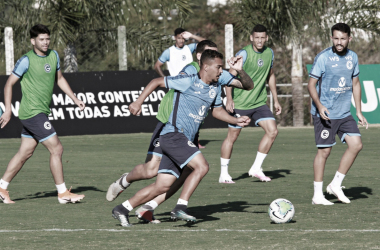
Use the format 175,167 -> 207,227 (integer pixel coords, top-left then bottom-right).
44,121 -> 52,130
153,138 -> 160,147
321,130 -> 329,139
44,64 -> 51,73
338,77 -> 346,87
209,88 -> 216,98
188,141 -> 196,147
346,61 -> 353,70
257,59 -> 264,67
198,105 -> 206,116
182,55 -> 186,61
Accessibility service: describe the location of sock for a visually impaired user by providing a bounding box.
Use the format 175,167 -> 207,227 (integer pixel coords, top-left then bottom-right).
173,204 -> 188,212
313,181 -> 324,198
177,198 -> 188,206
122,200 -> 133,212
220,158 -> 230,175
0,179 -> 9,190
121,176 -> 130,188
115,204 -> 130,214
56,183 -> 67,194
251,152 -> 267,171
331,171 -> 346,187
144,200 -> 158,210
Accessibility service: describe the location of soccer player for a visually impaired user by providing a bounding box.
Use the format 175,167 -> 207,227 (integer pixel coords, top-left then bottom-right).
106,40 -> 253,222
0,24 -> 85,204
154,28 -> 205,77
111,50 -> 251,227
308,23 -> 368,205
220,24 -> 281,183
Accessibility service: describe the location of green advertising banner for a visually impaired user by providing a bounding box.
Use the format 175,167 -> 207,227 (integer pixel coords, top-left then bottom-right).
307,64 -> 380,124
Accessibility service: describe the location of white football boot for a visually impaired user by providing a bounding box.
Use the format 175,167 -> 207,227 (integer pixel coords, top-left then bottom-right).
248,168 -> 271,182
326,184 -> 351,204
106,173 -> 129,201
312,196 -> 334,205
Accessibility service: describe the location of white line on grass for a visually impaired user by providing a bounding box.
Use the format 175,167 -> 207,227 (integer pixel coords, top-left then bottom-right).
1,229 -> 380,233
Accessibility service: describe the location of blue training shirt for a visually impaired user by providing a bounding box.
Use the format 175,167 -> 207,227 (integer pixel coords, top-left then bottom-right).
158,43 -> 197,63
161,74 -> 223,142
180,64 -> 235,86
236,48 -> 274,68
309,47 -> 359,119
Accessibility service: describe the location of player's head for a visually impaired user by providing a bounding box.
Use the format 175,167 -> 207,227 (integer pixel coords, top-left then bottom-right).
30,24 -> 51,54
196,40 -> 218,61
174,27 -> 186,48
331,23 -> 352,55
250,24 -> 268,51
200,49 -> 224,83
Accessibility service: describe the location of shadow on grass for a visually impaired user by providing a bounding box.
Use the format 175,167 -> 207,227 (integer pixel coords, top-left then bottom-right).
233,169 -> 291,182
13,186 -> 105,201
325,186 -> 372,202
198,139 -> 222,147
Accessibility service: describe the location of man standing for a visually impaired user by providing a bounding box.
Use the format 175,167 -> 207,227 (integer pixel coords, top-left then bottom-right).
154,28 -> 205,77
220,24 -> 281,183
308,23 -> 368,205
0,24 -> 85,204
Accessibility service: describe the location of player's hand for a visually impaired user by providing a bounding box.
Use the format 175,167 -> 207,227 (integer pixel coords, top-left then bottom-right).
236,115 -> 251,127
129,102 -> 142,116
274,101 -> 282,115
227,56 -> 243,71
357,112 -> 368,129
225,99 -> 234,113
318,105 -> 330,120
75,99 -> 85,111
181,31 -> 193,40
0,111 -> 11,129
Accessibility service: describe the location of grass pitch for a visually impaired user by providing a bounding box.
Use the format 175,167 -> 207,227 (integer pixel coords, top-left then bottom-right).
0,126 -> 379,249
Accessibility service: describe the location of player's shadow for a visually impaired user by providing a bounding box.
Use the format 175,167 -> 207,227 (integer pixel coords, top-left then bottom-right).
233,169 -> 291,182
198,139 -> 222,147
12,186 -> 105,201
325,186 -> 372,202
152,201 -> 267,227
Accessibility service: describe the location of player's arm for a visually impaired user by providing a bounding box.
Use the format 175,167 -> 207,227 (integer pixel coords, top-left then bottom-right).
154,60 -> 166,77
227,56 -> 253,90
129,77 -> 166,116
224,86 -> 234,113
212,106 -> 250,127
0,74 -> 19,128
181,31 -> 205,42
308,77 -> 329,120
352,76 -> 368,129
267,68 -> 281,115
56,71 -> 85,111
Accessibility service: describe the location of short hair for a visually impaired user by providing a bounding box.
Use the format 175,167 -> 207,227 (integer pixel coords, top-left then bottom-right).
30,24 -> 50,39
331,23 -> 351,37
174,28 -> 186,36
200,49 -> 223,66
251,24 -> 267,35
196,40 -> 217,54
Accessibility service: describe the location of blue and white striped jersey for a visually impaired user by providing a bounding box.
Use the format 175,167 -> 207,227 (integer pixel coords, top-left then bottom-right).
161,74 -> 223,141
309,47 -> 359,119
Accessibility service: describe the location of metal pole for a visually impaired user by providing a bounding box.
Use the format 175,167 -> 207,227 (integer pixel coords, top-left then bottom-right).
225,24 -> 233,69
5,27 -> 14,75
118,26 -> 127,71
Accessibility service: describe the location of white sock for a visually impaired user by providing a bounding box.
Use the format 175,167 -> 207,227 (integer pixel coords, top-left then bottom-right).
331,171 -> 345,187
313,181 -> 324,198
0,179 -> 9,190
121,176 -> 130,188
177,198 -> 188,206
122,200 -> 133,211
145,200 -> 158,210
251,152 -> 267,171
56,183 -> 67,194
220,158 -> 230,175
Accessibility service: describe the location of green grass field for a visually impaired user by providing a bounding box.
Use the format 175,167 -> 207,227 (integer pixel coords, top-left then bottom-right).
0,126 -> 379,249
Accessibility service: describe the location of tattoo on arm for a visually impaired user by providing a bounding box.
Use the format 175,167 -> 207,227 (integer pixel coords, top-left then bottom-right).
231,69 -> 253,90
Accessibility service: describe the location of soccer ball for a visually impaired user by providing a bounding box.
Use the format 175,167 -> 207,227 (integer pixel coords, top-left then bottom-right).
268,198 -> 295,224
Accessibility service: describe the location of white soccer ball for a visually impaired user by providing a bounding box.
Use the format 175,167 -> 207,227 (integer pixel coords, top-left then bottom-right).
268,198 -> 295,224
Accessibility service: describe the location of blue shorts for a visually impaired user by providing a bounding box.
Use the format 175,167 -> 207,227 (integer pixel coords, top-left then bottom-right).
228,105 -> 275,129
157,132 -> 201,178
20,113 -> 57,142
313,115 -> 361,147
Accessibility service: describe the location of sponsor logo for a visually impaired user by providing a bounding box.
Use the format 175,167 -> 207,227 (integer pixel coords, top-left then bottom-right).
194,91 -> 201,94
198,106 -> 206,116
332,64 -> 338,68
345,55 -> 353,61
257,59 -> 264,67
321,130 -> 329,139
188,141 -> 196,147
189,113 -> 205,123
194,82 -> 204,89
44,121 -> 52,130
329,56 -> 339,61
346,61 -> 353,70
44,64 -> 51,73
182,55 -> 186,61
338,77 -> 346,87
209,88 -> 216,98
153,138 -> 160,147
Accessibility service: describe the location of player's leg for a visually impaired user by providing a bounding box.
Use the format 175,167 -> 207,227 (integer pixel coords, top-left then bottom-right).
220,127 -> 242,183
0,136 -> 38,204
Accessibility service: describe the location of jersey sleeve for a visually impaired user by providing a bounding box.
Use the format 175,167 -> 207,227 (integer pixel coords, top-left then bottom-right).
352,53 -> 360,78
180,64 -> 197,76
236,50 -> 248,66
12,56 -> 29,78
158,48 -> 170,63
52,50 -> 61,71
165,74 -> 194,92
219,70 -> 235,86
309,54 -> 326,79
188,43 -> 197,53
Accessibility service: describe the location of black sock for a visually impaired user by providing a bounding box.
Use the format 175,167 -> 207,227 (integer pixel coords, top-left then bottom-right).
173,204 -> 187,212
115,204 -> 130,215
142,204 -> 153,210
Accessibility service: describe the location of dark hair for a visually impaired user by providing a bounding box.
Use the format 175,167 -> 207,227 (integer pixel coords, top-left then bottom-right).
251,24 -> 267,35
331,23 -> 351,37
196,40 -> 217,54
30,24 -> 50,39
174,28 -> 186,36
200,49 -> 223,66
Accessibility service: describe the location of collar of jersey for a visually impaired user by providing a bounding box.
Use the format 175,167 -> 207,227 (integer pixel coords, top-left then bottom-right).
32,49 -> 48,58
196,73 -> 209,87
